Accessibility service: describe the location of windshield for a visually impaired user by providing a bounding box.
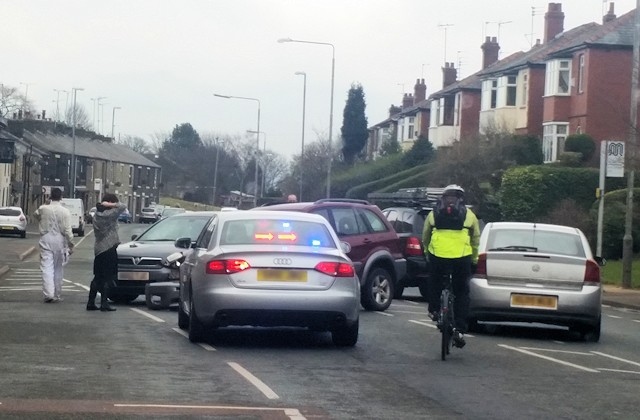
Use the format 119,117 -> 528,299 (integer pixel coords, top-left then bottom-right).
219,219 -> 336,248
137,215 -> 211,242
0,208 -> 21,216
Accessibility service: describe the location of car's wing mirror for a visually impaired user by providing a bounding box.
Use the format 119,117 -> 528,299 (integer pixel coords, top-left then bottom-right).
340,241 -> 351,254
131,234 -> 138,241
174,237 -> 192,249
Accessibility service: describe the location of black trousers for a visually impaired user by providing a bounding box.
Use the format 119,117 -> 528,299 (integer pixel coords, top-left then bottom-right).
88,245 -> 118,303
427,253 -> 472,333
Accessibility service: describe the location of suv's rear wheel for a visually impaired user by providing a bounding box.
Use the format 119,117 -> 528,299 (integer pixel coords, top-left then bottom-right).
361,267 -> 393,311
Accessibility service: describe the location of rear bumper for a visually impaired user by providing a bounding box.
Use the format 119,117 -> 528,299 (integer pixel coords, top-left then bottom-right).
0,225 -> 26,234
469,278 -> 602,327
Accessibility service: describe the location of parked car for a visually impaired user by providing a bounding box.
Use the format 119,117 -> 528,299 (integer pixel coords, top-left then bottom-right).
469,222 -> 603,341
138,207 -> 159,224
113,212 -> 217,303
86,207 -> 97,224
60,198 -> 85,236
177,210 -> 360,346
117,208 -> 133,223
256,199 -> 406,311
160,207 -> 187,220
0,206 -> 27,238
382,206 -> 431,298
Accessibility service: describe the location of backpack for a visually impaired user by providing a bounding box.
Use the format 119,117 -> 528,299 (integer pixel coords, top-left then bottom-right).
433,196 -> 467,230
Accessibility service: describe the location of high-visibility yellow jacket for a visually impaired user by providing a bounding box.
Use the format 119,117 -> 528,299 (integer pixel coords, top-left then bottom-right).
422,208 -> 480,263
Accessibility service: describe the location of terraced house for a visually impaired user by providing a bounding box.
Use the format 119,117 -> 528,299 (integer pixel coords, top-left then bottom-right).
368,2 -> 640,164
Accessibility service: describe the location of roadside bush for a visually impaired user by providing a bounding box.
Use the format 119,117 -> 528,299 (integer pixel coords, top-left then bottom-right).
346,163 -> 432,199
587,188 -> 640,259
331,154 -> 404,198
565,134 -> 596,162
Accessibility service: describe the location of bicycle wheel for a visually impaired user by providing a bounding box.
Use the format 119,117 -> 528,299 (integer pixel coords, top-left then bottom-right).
440,289 -> 451,361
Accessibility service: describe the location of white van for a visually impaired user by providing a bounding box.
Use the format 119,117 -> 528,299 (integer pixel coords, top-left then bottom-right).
60,198 -> 85,237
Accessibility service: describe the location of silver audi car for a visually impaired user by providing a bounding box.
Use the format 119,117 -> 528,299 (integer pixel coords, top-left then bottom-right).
177,210 -> 360,346
469,222 -> 603,341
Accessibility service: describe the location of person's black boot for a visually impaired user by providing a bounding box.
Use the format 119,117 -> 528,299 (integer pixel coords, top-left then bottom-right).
87,280 -> 99,311
100,285 -> 116,312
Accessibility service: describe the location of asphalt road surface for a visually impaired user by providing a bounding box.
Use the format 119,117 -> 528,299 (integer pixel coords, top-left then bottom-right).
0,223 -> 639,419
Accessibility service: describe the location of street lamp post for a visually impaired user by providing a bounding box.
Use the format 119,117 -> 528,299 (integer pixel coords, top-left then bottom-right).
111,106 -> 122,140
53,89 -> 67,122
278,37 -> 335,198
20,82 -> 33,115
70,87 -> 84,198
212,137 -> 222,206
247,130 -> 267,197
294,71 -> 307,201
214,93 -> 261,207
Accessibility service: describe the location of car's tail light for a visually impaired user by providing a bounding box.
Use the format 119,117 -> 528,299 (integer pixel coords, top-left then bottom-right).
19,216 -> 25,222
405,237 -> 423,256
475,253 -> 487,278
315,262 -> 355,277
584,259 -> 601,285
206,259 -> 251,274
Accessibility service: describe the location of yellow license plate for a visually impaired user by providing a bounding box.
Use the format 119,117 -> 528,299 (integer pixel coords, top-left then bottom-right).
510,294 -> 558,309
1,226 -> 13,230
118,271 -> 150,281
257,269 -> 307,282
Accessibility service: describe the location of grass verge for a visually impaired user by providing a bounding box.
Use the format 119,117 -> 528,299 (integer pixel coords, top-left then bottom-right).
159,197 -> 218,212
600,258 -> 640,288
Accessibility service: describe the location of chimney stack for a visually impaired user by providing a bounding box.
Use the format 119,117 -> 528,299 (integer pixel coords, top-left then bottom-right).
413,78 -> 426,103
389,104 -> 401,117
442,62 -> 457,88
603,3 -> 616,23
402,93 -> 414,109
544,3 -> 564,43
481,36 -> 500,69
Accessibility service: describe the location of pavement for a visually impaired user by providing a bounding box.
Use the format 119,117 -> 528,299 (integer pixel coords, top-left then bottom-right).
1,223 -> 640,310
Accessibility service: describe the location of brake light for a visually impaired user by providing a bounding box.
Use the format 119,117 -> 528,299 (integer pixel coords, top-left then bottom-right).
314,262 -> 355,277
475,253 -> 487,278
19,216 -> 25,222
405,237 -> 423,256
584,259 -> 601,285
206,259 -> 251,274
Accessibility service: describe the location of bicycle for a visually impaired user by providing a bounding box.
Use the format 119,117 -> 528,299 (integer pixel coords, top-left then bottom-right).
437,271 -> 456,361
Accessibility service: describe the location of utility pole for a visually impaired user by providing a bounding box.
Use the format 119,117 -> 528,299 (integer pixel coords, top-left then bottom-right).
622,1 -> 640,289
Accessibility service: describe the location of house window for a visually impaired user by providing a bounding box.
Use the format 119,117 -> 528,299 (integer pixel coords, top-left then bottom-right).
545,59 -> 571,96
453,92 -> 461,126
521,73 -> 529,106
400,125 -> 405,140
128,165 -> 133,186
490,80 -> 497,108
408,125 -> 414,139
578,54 -> 585,93
430,99 -> 440,127
542,123 -> 569,163
506,75 -> 517,106
438,98 -> 445,124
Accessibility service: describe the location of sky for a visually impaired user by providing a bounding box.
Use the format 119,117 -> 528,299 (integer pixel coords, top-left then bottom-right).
3,0 -> 637,160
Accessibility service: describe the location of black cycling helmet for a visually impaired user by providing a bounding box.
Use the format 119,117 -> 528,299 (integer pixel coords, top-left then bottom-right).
442,184 -> 465,199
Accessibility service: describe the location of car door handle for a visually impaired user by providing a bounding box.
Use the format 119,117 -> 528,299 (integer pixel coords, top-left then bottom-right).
363,238 -> 372,243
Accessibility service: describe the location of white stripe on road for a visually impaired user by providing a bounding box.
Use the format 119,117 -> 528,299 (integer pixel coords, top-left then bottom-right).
130,308 -> 165,323
72,229 -> 94,247
0,287 -> 82,291
389,310 -> 431,315
596,368 -> 640,375
519,347 -> 593,356
601,304 -> 611,308
591,351 -> 640,367
606,315 -> 622,319
633,320 -> 640,323
409,320 -> 438,329
73,282 -> 90,291
393,300 -> 421,306
374,311 -> 394,317
113,403 -> 305,419
171,328 -> 216,351
499,344 -> 599,373
227,362 -> 279,400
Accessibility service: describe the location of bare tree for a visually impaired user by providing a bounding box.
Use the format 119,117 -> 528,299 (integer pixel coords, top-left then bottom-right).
149,131 -> 170,154
64,103 -> 91,129
117,135 -> 152,154
0,84 -> 34,118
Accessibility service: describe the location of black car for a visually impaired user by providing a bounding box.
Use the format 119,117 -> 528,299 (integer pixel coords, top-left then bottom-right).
113,211 -> 216,303
382,206 -> 431,298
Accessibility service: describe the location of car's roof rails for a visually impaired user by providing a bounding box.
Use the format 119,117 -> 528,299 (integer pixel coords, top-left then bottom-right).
314,198 -> 371,205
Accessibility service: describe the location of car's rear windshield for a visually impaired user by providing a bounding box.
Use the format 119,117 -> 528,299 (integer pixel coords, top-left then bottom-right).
487,229 -> 586,258
142,208 -> 155,213
0,208 -> 21,216
220,219 -> 336,248
138,215 -> 211,241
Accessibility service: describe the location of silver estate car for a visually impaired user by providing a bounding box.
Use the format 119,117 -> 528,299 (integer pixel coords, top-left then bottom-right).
177,210 -> 360,346
469,222 -> 602,342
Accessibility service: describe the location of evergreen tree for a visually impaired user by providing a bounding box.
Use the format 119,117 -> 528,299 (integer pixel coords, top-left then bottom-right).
402,135 -> 434,166
341,83 -> 368,164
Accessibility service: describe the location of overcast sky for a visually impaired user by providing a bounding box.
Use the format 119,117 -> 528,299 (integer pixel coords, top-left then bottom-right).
4,0 -> 637,160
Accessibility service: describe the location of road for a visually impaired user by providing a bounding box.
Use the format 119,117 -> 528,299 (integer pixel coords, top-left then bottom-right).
0,223 -> 639,419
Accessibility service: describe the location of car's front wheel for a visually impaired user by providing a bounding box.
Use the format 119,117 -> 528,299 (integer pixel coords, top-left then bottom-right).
332,319 -> 359,347
360,267 -> 394,311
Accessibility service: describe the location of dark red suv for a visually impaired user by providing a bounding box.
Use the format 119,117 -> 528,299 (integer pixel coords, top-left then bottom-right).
256,199 -> 407,311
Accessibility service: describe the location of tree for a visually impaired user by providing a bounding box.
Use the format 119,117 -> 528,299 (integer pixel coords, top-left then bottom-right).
0,84 -> 34,118
164,123 -> 202,150
281,131 -> 334,201
402,135 -> 434,166
64,103 -> 91,129
117,135 -> 152,154
341,83 -> 368,164
378,126 -> 400,156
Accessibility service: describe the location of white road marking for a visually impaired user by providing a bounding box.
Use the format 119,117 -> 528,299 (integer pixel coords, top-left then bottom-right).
499,344 -> 599,373
601,304 -> 611,308
374,311 -> 394,317
73,282 -> 90,290
72,229 -> 94,247
113,403 -> 306,419
393,300 -> 421,306
130,308 -> 165,323
591,351 -> 640,367
171,328 -> 216,351
228,362 -> 279,400
409,320 -> 438,329
519,347 -> 594,356
0,287 -> 83,292
607,315 -> 622,319
633,320 -> 640,323
388,310 -> 430,315
596,368 -> 640,375
553,341 -> 565,344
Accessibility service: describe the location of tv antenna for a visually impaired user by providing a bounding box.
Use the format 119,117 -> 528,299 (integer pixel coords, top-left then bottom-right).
438,23 -> 454,63
526,6 -> 545,47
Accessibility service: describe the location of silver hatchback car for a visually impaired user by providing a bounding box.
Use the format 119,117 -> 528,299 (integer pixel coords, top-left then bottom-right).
177,210 -> 360,346
469,222 -> 602,341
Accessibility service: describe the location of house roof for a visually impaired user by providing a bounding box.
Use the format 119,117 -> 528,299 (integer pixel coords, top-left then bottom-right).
368,99 -> 430,130
23,130 -> 160,168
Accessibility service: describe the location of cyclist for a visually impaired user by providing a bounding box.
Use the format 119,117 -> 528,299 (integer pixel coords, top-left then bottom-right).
422,184 -> 480,348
